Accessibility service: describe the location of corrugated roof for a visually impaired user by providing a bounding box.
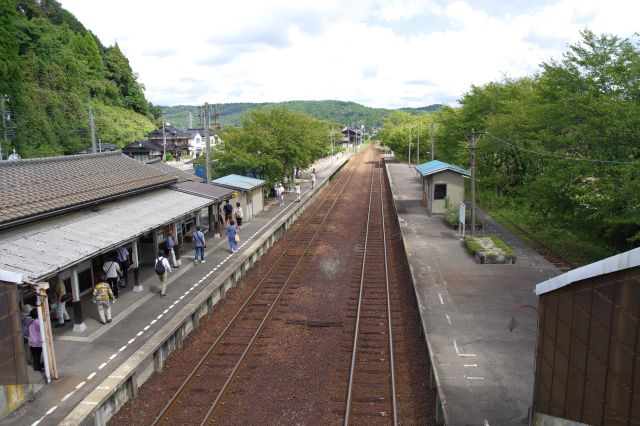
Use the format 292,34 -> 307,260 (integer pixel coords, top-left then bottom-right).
535,247 -> 640,296
415,160 -> 470,177
173,181 -> 235,200
0,189 -> 213,282
211,174 -> 265,191
0,152 -> 176,229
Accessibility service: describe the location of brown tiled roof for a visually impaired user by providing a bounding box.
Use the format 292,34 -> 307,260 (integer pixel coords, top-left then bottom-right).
145,161 -> 205,183
173,181 -> 235,200
0,152 -> 177,229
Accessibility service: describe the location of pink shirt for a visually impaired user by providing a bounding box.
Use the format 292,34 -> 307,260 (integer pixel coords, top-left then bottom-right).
27,319 -> 42,347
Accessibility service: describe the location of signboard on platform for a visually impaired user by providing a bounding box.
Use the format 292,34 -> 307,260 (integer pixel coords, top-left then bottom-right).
459,202 -> 466,238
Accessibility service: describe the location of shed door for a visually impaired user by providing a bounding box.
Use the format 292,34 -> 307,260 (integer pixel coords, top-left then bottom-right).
246,192 -> 253,220
0,283 -> 29,385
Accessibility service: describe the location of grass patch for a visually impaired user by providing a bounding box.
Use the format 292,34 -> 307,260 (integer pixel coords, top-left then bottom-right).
464,235 -> 517,264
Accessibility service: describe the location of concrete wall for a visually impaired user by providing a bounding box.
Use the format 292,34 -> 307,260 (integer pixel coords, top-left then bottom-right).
251,187 -> 264,217
424,170 -> 465,214
59,160 -> 346,426
0,384 -> 32,420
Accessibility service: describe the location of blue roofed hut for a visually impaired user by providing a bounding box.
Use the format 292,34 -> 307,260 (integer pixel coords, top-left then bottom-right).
415,160 -> 470,215
211,174 -> 266,221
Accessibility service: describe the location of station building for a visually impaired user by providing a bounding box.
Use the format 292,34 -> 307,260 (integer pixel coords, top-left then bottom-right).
211,174 -> 266,222
0,152 -> 234,416
414,160 -> 470,215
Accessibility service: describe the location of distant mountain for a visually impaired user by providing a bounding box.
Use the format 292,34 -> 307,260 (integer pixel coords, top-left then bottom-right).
162,101 -> 442,130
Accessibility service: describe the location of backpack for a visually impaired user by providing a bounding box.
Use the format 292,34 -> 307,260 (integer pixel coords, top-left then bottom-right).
155,258 -> 166,275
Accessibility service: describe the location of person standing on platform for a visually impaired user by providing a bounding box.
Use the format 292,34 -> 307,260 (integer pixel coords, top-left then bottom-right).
278,183 -> 285,206
311,169 -> 317,189
92,273 -> 116,324
54,278 -> 70,328
193,226 -> 206,264
234,202 -> 243,229
27,309 -> 44,371
155,251 -> 172,296
102,254 -> 122,298
165,231 -> 179,268
223,200 -> 234,225
295,183 -> 301,201
115,245 -> 130,287
227,220 -> 239,252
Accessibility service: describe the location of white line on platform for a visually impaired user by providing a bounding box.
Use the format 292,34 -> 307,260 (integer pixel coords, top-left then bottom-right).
128,338 -> 135,344
143,325 -> 150,331
463,364 -> 477,367
75,381 -> 86,389
150,319 -> 157,325
137,331 -> 144,336
108,353 -> 118,360
179,295 -> 185,300
98,362 -> 107,369
438,293 -> 444,304
453,339 -> 477,357
467,376 -> 485,380
118,346 -> 126,352
87,372 -> 97,380
45,406 -> 57,415
445,314 -> 452,325
62,392 -> 74,402
31,417 -> 44,426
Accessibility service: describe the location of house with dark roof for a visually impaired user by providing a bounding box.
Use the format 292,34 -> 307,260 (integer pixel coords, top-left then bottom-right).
342,127 -> 364,147
122,140 -> 163,162
415,160 -> 470,215
147,125 -> 190,158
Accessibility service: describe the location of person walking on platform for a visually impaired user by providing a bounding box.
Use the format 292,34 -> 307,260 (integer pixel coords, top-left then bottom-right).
102,254 -> 122,298
165,231 -> 179,268
227,220 -> 239,252
155,251 -> 172,296
27,309 -> 44,371
234,202 -> 243,229
295,183 -> 301,201
311,169 -> 317,189
92,273 -> 116,325
223,200 -> 234,225
278,183 -> 285,206
54,277 -> 70,328
193,226 -> 206,263
115,245 -> 130,287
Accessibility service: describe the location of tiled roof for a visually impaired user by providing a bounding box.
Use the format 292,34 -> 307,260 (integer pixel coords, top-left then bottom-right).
173,181 -> 234,200
0,152 -> 177,229
211,174 -> 266,191
122,140 -> 163,152
415,160 -> 470,177
145,161 -> 205,183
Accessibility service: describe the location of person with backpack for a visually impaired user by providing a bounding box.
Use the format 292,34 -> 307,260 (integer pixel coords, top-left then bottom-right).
102,254 -> 122,298
193,226 -> 206,264
155,251 -> 172,296
223,200 -> 234,225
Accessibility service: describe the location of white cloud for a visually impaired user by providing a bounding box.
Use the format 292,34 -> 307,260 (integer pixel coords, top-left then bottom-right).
58,0 -> 640,108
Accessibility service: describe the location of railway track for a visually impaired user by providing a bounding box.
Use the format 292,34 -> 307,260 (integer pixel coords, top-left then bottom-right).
151,154 -> 359,425
344,157 -> 397,424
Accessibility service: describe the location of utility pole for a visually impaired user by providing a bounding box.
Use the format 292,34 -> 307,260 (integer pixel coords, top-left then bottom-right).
466,129 -> 485,235
0,95 -> 6,161
188,111 -> 193,128
89,105 -> 97,154
330,127 -> 335,161
416,124 -> 420,164
430,122 -> 435,160
204,102 -> 211,184
408,126 -> 412,165
162,115 -> 166,161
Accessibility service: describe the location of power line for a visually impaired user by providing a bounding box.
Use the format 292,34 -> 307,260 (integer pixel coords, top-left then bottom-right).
486,132 -> 640,165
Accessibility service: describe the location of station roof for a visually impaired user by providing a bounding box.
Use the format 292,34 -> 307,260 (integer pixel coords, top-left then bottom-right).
211,174 -> 265,191
0,152 -> 176,230
0,189 -> 214,283
535,247 -> 640,296
173,181 -> 234,201
415,160 -> 470,177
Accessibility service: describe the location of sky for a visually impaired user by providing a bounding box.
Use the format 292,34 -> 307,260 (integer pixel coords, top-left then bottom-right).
58,0 -> 640,109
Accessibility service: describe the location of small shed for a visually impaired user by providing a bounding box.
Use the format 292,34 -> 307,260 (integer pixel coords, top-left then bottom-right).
415,160 -> 470,215
532,248 -> 640,425
211,174 -> 265,221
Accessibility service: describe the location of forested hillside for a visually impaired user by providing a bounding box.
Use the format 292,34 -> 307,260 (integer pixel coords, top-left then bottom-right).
163,101 -> 442,130
379,30 -> 640,263
0,0 -> 158,158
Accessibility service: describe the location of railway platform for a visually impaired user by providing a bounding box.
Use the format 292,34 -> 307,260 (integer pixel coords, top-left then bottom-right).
384,158 -> 559,425
1,154 -> 349,426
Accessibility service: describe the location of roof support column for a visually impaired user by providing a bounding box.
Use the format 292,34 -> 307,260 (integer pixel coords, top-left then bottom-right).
132,239 -> 143,293
70,269 -> 86,333
208,205 -> 215,237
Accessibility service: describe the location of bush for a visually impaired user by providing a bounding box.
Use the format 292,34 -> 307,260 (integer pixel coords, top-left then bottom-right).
464,235 -> 517,264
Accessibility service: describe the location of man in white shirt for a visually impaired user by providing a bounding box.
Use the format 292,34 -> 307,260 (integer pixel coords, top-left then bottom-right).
155,251 -> 172,296
102,255 -> 122,298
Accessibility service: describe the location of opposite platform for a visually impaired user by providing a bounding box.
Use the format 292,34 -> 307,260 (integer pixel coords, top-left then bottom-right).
385,158 -> 559,425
